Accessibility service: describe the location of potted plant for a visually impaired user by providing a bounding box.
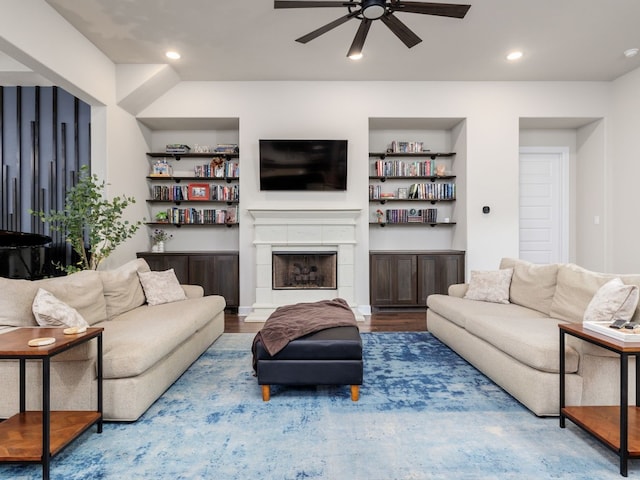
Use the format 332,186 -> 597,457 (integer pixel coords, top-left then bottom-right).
155,211 -> 168,223
31,165 -> 142,273
151,228 -> 172,252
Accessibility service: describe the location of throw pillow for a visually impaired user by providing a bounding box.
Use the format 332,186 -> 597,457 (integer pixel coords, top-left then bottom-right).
583,277 -> 640,323
463,268 -> 513,304
500,258 -> 559,315
99,258 -> 151,319
32,288 -> 90,328
138,269 -> 187,306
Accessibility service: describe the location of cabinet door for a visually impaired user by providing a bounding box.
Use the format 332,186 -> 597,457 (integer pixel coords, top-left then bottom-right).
188,254 -> 239,307
137,253 -> 189,284
438,253 -> 465,294
370,254 -> 417,306
418,253 -> 465,305
370,254 -> 394,306
417,255 -> 438,306
395,255 -> 418,305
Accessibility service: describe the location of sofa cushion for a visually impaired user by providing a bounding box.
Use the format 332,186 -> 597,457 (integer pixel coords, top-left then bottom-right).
99,258 -> 150,319
583,277 -> 639,323
35,270 -> 108,326
0,277 -> 39,327
465,315 -> 579,373
427,294 -> 547,329
463,268 -> 513,304
98,295 -> 226,379
138,269 -> 187,306
550,264 -> 640,323
32,288 -> 89,328
500,258 -> 558,315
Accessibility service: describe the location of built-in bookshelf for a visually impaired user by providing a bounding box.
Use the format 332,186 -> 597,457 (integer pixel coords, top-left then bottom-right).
368,151 -> 457,227
145,151 -> 239,227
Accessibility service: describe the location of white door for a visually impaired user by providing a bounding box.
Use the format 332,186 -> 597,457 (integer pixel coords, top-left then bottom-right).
519,147 -> 569,264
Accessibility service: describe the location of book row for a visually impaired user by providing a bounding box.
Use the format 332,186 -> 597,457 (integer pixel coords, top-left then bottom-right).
389,141 -> 426,153
372,159 -> 443,177
164,206 -> 238,225
408,183 -> 455,200
377,208 -> 439,224
194,161 -> 239,178
151,184 -> 239,202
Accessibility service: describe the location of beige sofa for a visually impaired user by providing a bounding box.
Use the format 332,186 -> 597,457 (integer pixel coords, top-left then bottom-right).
427,258 -> 640,416
0,258 -> 225,421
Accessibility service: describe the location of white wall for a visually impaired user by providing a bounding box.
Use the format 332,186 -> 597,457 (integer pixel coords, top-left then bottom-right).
139,81 -> 611,311
611,67 -> 640,273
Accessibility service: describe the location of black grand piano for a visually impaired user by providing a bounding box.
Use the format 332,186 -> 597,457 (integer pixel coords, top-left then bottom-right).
0,230 -> 52,280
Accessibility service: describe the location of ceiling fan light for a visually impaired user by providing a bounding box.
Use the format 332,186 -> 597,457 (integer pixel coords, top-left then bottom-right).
349,52 -> 363,60
165,50 -> 181,60
361,0 -> 386,19
624,48 -> 639,58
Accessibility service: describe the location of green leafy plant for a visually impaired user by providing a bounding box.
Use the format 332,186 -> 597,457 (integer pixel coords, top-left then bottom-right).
32,165 -> 142,273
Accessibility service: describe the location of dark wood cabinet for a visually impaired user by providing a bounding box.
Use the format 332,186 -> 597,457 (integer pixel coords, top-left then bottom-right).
137,251 -> 239,309
370,250 -> 464,308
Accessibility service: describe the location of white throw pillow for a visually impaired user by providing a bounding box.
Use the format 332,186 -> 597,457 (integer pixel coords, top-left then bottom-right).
32,288 -> 89,328
583,277 -> 640,323
463,268 -> 513,304
138,269 -> 187,306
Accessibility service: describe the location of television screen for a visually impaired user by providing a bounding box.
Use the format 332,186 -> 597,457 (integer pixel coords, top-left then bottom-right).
259,139 -> 347,191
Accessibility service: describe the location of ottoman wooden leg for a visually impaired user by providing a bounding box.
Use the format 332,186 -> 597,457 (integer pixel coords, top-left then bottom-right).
351,385 -> 360,402
262,385 -> 271,402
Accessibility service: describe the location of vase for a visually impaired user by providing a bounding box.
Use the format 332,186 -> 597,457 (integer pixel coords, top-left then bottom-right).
156,241 -> 165,253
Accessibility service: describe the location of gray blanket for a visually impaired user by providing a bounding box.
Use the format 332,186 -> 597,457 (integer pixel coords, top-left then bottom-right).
252,298 -> 357,367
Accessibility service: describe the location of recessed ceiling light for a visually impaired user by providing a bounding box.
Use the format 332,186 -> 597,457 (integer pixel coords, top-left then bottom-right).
624,48 -> 639,58
165,51 -> 181,60
349,53 -> 363,60
506,51 -> 523,61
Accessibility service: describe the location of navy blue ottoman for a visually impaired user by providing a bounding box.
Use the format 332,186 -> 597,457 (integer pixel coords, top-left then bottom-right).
254,325 -> 363,401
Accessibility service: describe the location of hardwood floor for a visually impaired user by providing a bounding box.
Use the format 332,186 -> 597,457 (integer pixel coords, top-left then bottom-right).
224,310 -> 427,333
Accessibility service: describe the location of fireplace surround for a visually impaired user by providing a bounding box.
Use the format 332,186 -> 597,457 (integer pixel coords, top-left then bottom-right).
246,208 -> 362,322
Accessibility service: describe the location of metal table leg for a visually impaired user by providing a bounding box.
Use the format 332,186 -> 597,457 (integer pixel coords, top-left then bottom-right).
620,353 -> 629,477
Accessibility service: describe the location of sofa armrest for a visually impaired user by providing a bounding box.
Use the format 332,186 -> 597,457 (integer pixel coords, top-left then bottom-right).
448,283 -> 469,298
181,284 -> 204,299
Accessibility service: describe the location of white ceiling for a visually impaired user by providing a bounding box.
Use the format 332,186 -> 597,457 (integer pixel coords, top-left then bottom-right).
30,0 -> 640,82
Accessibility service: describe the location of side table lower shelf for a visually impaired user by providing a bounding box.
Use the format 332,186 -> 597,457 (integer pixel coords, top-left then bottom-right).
562,406 -> 640,456
0,411 -> 102,461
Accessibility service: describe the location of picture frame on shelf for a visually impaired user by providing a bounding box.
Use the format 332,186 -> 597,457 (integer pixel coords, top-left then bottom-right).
397,187 -> 408,199
188,183 -> 210,201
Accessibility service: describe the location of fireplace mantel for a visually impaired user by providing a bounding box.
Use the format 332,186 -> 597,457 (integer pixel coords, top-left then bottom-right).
245,207 -> 362,322
248,208 -> 361,224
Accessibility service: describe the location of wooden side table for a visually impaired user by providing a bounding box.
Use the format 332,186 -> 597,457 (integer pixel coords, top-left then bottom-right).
0,327 -> 103,480
559,322 -> 640,477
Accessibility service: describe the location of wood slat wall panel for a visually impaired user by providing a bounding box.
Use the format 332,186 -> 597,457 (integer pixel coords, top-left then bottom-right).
0,86 -> 91,275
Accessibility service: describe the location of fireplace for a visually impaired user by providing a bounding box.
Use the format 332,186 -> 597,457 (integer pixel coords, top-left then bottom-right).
246,208 -> 362,322
272,252 -> 337,290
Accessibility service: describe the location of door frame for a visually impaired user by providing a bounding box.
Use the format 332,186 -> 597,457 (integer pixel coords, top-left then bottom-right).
519,146 -> 570,263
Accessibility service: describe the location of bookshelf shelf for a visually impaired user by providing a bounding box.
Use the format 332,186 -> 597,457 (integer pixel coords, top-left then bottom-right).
369,151 -> 456,225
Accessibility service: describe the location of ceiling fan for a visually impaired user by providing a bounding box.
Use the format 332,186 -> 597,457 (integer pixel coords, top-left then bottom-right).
274,1 -> 471,58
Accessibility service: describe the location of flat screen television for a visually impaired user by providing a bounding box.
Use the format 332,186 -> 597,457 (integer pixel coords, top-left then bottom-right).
259,139 -> 347,191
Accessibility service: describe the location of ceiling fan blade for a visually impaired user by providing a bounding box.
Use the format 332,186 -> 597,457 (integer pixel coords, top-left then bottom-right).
347,18 -> 372,58
296,11 -> 360,43
390,2 -> 471,18
380,13 -> 422,48
275,1 -> 357,8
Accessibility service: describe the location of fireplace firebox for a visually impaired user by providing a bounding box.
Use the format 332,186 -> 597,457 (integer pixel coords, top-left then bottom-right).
272,252 -> 337,290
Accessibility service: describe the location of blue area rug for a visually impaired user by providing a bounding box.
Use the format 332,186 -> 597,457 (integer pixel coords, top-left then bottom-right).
2,332 -> 635,479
